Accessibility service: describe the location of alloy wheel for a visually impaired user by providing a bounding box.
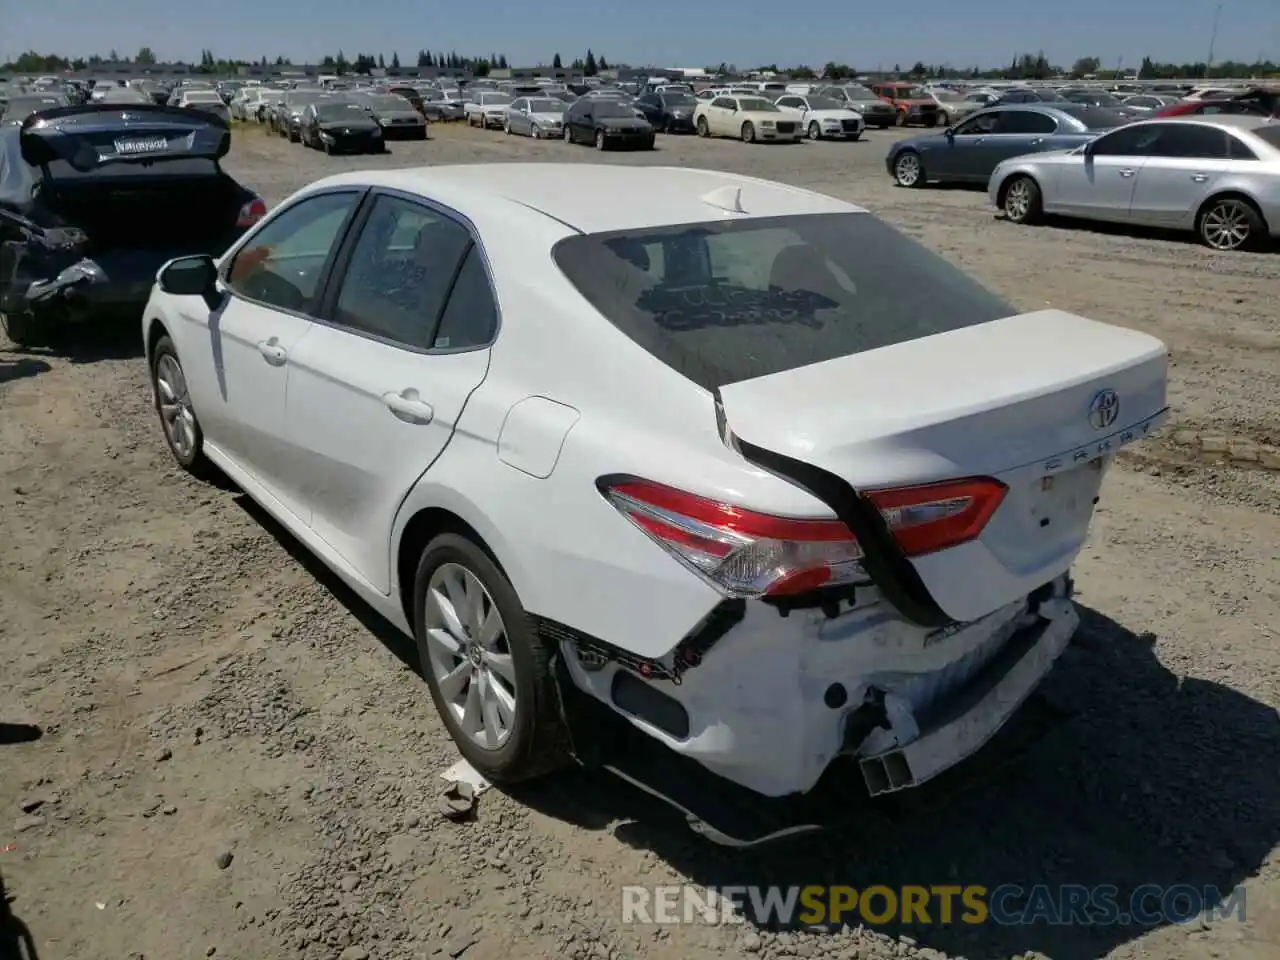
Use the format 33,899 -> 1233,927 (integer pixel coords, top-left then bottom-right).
155,354 -> 197,459
1005,179 -> 1033,221
1201,200 -> 1253,250
423,562 -> 517,751
895,152 -> 921,187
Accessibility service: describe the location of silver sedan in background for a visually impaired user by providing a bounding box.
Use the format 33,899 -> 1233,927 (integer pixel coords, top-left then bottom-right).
990,116 -> 1280,251
504,96 -> 567,138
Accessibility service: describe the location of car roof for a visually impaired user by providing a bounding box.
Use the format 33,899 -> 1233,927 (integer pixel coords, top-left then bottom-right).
1148,114 -> 1275,131
310,163 -> 866,234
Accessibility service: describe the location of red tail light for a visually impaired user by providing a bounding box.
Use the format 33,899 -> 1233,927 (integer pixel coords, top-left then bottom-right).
603,476 -> 1007,598
602,478 -> 863,598
236,197 -> 268,229
866,477 -> 1007,557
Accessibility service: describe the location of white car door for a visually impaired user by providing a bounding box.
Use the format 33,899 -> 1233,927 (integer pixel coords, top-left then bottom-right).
1052,123 -> 1155,221
1125,123 -> 1235,227
178,189 -> 364,522
709,97 -> 736,136
280,192 -> 496,594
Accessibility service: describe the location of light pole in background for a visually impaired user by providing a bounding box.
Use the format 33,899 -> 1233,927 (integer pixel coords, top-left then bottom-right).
1206,2 -> 1223,78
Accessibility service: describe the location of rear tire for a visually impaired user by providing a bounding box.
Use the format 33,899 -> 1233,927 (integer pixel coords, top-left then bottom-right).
1197,195 -> 1266,251
414,533 -> 571,784
1,312 -> 43,349
1001,175 -> 1044,225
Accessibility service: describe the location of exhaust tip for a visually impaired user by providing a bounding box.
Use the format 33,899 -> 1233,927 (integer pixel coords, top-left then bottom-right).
859,750 -> 917,797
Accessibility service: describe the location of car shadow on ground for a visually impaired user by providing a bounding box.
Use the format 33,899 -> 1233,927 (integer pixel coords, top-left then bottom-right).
995,211 -> 1279,252
511,607 -> 1280,960
0,871 -> 40,960
4,324 -> 144,364
0,359 -> 51,385
230,494 -> 421,675
216,486 -> 1279,957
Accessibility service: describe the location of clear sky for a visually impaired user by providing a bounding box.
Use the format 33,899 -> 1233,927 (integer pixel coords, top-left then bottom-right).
5,0 -> 1278,70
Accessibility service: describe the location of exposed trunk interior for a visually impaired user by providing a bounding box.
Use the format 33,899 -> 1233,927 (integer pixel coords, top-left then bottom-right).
37,171 -> 244,254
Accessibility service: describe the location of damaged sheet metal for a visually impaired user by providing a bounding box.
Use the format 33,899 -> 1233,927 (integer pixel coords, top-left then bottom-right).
0,208 -> 99,315
23,258 -> 108,304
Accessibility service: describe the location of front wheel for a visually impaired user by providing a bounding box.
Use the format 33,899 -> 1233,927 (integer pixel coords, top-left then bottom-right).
564,126 -> 573,143
531,126 -> 541,139
893,150 -> 925,188
696,116 -> 710,137
741,121 -> 755,143
1197,196 -> 1265,251
150,335 -> 216,479
595,129 -> 606,150
414,534 -> 571,783
1002,175 -> 1044,225
895,110 -> 906,127
807,120 -> 821,140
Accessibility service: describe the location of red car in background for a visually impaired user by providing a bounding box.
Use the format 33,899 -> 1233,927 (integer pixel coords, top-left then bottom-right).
1154,87 -> 1278,119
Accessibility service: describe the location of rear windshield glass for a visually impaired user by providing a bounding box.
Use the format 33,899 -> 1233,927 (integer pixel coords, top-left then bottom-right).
1253,124 -> 1280,149
553,213 -> 1015,390
1058,105 -> 1130,129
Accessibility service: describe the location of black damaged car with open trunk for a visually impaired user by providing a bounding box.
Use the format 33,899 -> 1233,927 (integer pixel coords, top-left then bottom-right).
0,103 -> 266,347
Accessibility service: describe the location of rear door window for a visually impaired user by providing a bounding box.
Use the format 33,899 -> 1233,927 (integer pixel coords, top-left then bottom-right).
552,213 -> 1015,390
330,194 -> 473,349
994,110 -> 1057,134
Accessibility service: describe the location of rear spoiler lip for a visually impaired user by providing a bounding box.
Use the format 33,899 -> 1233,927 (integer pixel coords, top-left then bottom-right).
19,102 -> 231,170
20,102 -> 230,132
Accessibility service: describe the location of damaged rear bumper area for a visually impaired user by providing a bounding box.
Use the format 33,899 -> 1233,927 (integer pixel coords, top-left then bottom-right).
1,211 -> 170,343
559,574 -> 1078,800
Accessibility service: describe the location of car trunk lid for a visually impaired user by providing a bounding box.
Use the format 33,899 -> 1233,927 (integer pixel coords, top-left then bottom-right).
717,309 -> 1168,622
19,103 -> 230,172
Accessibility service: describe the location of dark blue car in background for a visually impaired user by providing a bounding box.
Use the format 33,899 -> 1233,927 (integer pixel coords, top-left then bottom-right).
885,104 -> 1132,188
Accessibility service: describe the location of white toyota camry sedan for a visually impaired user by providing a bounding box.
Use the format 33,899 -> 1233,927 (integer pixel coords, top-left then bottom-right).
142,164 -> 1169,801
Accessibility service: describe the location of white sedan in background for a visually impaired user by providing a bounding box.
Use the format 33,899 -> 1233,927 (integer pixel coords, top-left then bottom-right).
141,164 -> 1168,812
774,93 -> 865,140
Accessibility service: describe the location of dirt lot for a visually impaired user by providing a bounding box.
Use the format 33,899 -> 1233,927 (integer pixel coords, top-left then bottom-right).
2,121 -> 1278,960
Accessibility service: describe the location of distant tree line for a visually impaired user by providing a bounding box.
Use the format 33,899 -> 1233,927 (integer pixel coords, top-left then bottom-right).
3,47 -> 1277,81
752,52 -> 1279,82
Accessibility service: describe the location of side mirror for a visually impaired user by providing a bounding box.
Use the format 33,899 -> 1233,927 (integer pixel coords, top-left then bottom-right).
158,255 -> 218,299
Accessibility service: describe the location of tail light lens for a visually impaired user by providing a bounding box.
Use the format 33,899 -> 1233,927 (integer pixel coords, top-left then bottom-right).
866,477 -> 1007,557
601,478 -> 864,598
236,197 -> 268,229
602,475 -> 1008,597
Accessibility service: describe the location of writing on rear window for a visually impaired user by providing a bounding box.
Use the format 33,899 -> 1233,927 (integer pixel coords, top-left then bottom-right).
552,212 -> 1016,391
113,137 -> 169,155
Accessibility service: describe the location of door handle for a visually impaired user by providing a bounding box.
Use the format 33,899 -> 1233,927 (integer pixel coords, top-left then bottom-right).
256,337 -> 287,366
1029,137 -> 1044,145
382,389 -> 434,425
973,137 -> 984,144
1118,168 -> 1136,177
1191,173 -> 1209,182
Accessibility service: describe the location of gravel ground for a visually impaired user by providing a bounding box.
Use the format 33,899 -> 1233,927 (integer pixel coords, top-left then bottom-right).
2,121 -> 1278,960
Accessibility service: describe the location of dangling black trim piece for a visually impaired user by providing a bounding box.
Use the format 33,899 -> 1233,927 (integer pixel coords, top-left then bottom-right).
733,438 -> 952,629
